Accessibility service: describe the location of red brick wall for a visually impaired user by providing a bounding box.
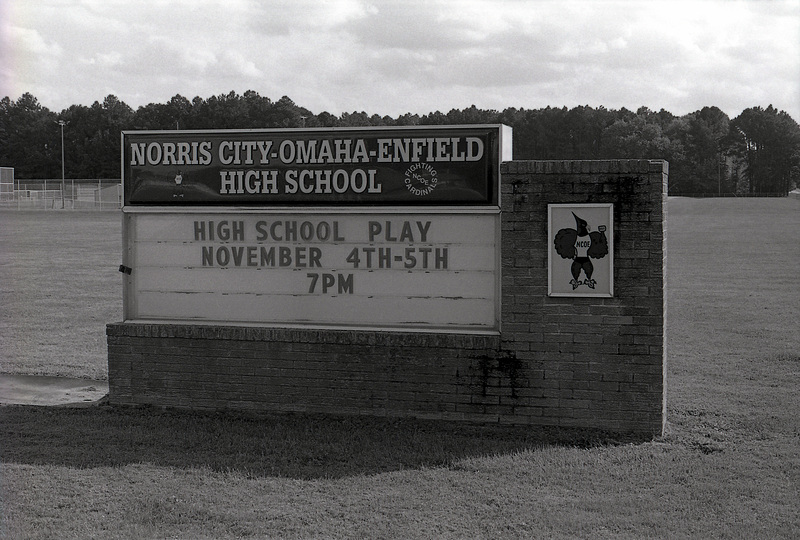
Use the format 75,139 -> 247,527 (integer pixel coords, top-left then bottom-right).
107,159 -> 667,436
498,159 -> 667,435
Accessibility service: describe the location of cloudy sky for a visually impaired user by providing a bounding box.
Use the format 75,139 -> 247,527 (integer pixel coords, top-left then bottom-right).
2,0 -> 799,120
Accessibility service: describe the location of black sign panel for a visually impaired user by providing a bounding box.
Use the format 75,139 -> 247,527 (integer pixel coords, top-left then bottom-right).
122,126 -> 505,206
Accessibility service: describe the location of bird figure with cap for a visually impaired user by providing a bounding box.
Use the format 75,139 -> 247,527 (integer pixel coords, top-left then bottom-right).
553,212 -> 609,290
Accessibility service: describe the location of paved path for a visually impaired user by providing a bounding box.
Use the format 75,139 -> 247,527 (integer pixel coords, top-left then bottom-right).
0,374 -> 108,406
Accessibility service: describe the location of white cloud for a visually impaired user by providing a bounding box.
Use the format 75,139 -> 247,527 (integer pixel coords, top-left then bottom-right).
219,51 -> 263,79
80,51 -> 123,68
10,25 -> 62,57
2,0 -> 797,120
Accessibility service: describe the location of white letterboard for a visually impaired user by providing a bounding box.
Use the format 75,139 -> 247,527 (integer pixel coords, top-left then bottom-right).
123,211 -> 500,333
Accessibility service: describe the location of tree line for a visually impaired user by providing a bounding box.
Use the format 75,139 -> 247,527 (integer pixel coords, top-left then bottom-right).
2,91 -> 798,195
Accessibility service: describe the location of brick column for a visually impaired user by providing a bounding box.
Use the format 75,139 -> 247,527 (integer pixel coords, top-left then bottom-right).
497,160 -> 667,436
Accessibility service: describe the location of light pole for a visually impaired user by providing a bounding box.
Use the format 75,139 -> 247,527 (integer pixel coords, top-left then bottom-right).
715,135 -> 725,196
56,120 -> 67,208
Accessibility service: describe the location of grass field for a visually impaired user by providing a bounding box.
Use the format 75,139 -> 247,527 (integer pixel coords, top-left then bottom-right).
0,210 -> 121,380
1,199 -> 799,539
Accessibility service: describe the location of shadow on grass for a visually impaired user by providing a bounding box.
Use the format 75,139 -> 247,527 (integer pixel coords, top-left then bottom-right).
0,404 -> 638,479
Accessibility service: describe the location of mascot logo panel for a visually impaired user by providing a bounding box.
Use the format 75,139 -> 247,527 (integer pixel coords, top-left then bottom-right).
548,204 -> 614,297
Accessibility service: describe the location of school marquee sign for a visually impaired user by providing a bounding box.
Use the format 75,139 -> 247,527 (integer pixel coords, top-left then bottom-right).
120,125 -> 511,333
124,126 -> 504,206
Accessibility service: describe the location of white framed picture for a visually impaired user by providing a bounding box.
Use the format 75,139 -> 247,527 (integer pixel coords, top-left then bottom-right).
548,203 -> 614,297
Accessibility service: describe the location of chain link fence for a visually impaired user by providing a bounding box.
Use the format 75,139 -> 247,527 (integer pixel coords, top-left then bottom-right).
0,177 -> 122,210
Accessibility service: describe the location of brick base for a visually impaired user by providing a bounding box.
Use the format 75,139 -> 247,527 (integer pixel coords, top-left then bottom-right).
107,324 -> 503,421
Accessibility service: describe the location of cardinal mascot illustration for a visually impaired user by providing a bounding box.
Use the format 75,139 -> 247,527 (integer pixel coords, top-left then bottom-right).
553,212 -> 609,290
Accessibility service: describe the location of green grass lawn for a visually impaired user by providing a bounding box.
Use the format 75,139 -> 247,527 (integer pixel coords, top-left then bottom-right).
0,210 -> 121,380
1,198 -> 799,539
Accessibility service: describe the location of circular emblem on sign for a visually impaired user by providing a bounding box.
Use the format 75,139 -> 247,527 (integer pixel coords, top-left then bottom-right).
404,162 -> 438,196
